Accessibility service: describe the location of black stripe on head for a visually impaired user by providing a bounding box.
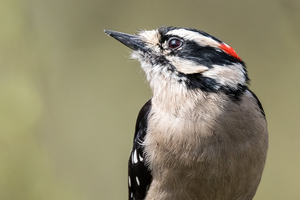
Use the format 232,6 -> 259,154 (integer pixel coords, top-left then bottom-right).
221,84 -> 248,101
149,52 -> 249,101
151,54 -> 177,74
182,73 -> 219,92
181,72 -> 248,101
176,40 -> 243,68
158,26 -> 245,66
158,26 -> 222,44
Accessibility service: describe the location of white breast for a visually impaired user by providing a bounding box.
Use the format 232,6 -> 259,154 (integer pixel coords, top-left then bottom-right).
144,89 -> 268,200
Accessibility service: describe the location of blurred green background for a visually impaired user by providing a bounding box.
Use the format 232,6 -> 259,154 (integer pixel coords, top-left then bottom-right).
0,0 -> 299,199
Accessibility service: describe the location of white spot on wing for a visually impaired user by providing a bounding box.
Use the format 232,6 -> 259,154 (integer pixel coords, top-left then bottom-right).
136,176 -> 140,186
131,192 -> 133,198
128,176 -> 131,187
131,151 -> 134,164
133,149 -> 138,164
139,154 -> 143,161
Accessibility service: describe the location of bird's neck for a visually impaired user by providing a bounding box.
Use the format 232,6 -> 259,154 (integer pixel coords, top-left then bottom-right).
150,77 -> 223,117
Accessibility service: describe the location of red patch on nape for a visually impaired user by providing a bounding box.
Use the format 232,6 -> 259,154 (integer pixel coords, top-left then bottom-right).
219,43 -> 241,61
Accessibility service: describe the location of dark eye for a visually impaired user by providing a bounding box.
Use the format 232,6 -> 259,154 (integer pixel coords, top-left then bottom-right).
168,37 -> 183,50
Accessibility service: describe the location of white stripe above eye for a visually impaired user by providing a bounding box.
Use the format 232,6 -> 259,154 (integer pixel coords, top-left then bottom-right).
166,56 -> 209,74
166,29 -> 220,48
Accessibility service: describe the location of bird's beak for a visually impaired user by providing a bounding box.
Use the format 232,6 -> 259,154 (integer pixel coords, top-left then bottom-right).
104,29 -> 147,52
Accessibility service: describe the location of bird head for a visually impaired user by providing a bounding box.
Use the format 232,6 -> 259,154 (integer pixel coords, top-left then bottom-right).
104,27 -> 249,101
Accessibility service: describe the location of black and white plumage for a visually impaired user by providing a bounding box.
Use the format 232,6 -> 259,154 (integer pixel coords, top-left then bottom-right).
104,27 -> 268,200
128,99 -> 152,200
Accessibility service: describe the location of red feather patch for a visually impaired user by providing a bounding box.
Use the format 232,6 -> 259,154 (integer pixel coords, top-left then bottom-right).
219,43 -> 241,61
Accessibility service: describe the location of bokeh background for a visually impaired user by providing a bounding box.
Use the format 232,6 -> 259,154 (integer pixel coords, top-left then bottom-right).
1,0 -> 300,199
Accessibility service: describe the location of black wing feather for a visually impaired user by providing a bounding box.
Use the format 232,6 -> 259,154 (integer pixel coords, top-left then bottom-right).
128,99 -> 153,200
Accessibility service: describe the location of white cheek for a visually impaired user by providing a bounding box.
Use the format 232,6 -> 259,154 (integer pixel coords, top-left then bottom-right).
202,63 -> 246,89
166,56 -> 209,74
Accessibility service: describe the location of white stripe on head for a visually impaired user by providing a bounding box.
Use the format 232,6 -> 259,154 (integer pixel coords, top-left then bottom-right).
202,63 -> 246,89
166,29 -> 220,48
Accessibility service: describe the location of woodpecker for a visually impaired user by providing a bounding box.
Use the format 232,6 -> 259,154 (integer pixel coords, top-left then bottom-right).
104,27 -> 268,200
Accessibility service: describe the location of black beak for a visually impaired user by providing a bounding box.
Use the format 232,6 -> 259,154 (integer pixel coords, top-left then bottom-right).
104,29 -> 147,52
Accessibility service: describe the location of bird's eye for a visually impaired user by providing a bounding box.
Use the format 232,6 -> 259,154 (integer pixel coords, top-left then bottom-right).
168,38 -> 183,50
